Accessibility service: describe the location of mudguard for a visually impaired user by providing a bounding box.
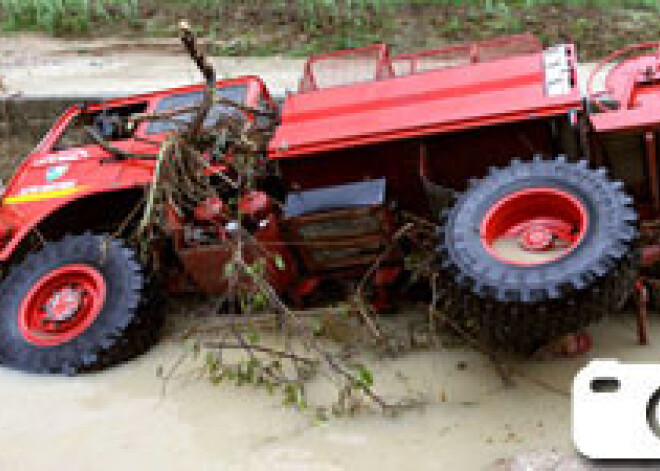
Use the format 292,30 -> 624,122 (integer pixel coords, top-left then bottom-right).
0,144 -> 155,262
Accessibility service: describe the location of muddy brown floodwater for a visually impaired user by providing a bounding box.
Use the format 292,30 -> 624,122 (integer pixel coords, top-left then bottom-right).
0,311 -> 653,470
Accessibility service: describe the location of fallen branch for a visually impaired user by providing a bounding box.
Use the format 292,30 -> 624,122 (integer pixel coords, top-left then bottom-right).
203,341 -> 318,366
233,256 -> 394,411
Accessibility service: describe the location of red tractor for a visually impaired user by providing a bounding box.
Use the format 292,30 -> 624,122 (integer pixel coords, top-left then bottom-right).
0,33 -> 654,374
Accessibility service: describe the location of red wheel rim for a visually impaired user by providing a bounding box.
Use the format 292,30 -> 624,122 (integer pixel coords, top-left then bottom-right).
19,264 -> 106,346
480,188 -> 588,266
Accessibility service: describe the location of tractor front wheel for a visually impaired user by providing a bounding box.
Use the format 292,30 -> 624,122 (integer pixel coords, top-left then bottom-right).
437,156 -> 638,353
0,233 -> 162,374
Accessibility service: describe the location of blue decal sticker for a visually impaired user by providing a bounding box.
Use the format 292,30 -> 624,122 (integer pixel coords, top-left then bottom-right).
46,165 -> 69,181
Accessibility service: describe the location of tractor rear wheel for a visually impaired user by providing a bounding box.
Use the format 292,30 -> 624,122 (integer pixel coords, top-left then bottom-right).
0,233 -> 162,374
437,156 -> 638,353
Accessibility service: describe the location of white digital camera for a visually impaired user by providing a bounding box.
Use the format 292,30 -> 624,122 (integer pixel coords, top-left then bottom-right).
573,360 -> 660,459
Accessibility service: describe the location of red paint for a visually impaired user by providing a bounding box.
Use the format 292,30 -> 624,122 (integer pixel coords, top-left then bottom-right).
561,332 -> 593,357
271,40 -> 579,159
292,276 -> 322,299
520,225 -> 554,251
239,191 -> 272,220
480,188 -> 588,266
194,197 -> 226,224
636,278 -> 652,345
178,214 -> 297,295
373,266 -> 401,286
0,76 -> 272,263
19,264 -> 106,346
642,245 -> 660,266
588,42 -> 660,132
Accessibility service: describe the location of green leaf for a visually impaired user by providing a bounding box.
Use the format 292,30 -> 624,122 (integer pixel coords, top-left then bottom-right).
283,383 -> 297,405
357,364 -> 373,388
205,352 -> 219,372
274,254 -> 286,271
252,292 -> 267,311
247,327 -> 260,345
311,318 -> 324,336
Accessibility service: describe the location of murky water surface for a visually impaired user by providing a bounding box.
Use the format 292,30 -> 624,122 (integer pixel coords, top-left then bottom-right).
0,312 -> 650,471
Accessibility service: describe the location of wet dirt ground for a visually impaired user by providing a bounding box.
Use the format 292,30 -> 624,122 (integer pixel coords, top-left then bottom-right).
0,35 -> 305,97
0,35 -> 645,470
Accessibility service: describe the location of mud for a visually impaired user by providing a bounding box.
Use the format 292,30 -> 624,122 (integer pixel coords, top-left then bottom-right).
0,35 -> 304,97
0,311 -> 651,470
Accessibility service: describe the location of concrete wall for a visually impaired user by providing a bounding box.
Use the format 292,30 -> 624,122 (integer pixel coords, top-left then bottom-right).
0,95 -> 110,179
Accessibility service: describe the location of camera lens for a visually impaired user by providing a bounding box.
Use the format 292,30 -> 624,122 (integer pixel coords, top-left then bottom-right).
591,377 -> 620,393
647,388 -> 660,438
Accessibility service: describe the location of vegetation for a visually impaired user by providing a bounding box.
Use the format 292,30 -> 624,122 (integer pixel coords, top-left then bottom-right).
3,1 -> 660,58
0,0 -> 140,34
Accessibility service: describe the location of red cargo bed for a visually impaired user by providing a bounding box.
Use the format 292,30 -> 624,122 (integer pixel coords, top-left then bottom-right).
269,36 -> 581,159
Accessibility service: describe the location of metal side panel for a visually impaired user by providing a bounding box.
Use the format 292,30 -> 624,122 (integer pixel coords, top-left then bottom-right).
270,49 -> 581,159
284,178 -> 386,218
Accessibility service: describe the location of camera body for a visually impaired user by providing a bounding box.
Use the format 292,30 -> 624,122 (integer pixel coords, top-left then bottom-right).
573,360 -> 660,459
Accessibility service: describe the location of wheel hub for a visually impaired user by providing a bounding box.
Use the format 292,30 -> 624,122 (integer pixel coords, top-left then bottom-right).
19,264 -> 106,346
519,225 -> 554,251
44,286 -> 83,322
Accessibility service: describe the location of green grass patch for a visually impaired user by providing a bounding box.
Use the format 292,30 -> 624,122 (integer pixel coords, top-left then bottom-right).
1,0 -> 140,34
3,0 -> 660,59
3,1 -> 660,36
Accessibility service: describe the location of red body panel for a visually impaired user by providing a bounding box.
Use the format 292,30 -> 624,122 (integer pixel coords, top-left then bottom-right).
0,76 -> 271,262
270,46 -> 581,159
590,54 -> 660,133
0,145 -> 156,261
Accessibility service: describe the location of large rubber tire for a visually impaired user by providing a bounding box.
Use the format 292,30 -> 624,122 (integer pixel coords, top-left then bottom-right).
437,156 -> 638,353
0,233 -> 163,374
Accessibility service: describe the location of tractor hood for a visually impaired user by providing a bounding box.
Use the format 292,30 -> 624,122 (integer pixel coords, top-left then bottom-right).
270,44 -> 582,159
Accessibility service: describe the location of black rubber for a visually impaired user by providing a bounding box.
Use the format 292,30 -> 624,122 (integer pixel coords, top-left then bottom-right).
436,156 -> 639,352
0,233 -> 163,374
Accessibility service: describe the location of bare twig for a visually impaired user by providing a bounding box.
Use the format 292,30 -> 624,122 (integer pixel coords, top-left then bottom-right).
179,20 -> 215,138
203,341 -> 318,366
